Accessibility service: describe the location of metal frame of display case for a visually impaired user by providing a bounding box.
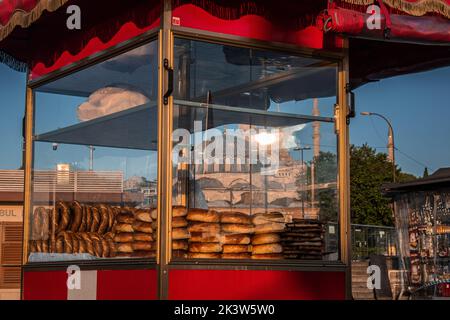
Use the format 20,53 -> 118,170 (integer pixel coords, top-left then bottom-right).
22,0 -> 352,300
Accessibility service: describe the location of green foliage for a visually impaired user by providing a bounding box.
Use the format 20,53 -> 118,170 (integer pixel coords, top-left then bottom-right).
350,144 -> 417,226
423,167 -> 429,178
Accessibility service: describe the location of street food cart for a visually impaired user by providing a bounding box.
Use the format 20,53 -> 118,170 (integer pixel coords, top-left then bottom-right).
0,0 -> 448,300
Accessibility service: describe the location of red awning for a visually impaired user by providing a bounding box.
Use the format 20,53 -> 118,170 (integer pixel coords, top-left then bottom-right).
0,0 -> 69,42
317,1 -> 450,43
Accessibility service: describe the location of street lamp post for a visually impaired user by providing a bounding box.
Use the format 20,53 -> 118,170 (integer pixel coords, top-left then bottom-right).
361,112 -> 396,182
294,146 -> 311,217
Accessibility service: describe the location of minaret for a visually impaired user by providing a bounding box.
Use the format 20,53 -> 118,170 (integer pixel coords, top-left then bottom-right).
312,99 -> 321,158
310,99 -> 320,219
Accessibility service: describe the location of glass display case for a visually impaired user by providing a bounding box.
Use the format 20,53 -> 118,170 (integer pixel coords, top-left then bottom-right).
28,41 -> 159,262
171,38 -> 340,261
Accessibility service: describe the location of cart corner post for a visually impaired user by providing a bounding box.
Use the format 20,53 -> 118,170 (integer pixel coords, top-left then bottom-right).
338,38 -> 352,300
157,0 -> 174,300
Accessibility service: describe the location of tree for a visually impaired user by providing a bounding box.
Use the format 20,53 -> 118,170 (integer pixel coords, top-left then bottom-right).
350,144 -> 416,226
423,167 -> 429,178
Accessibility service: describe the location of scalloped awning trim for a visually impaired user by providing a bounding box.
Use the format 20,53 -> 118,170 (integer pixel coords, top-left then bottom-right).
340,0 -> 450,18
0,0 -> 70,42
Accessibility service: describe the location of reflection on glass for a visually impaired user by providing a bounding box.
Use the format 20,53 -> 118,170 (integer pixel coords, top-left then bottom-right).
29,41 -> 159,262
172,39 -> 339,261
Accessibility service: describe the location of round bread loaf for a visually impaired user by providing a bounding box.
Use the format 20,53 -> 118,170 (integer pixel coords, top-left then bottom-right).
221,224 -> 255,235
187,252 -> 221,259
150,208 -> 158,220
187,209 -> 220,223
221,234 -> 251,245
172,227 -> 190,240
252,212 -> 285,225
254,222 -> 285,234
188,222 -> 220,234
114,232 -> 134,243
135,209 -> 152,223
220,212 -> 252,225
190,232 -> 221,243
172,240 -> 189,251
189,242 -> 222,253
115,223 -> 134,233
132,221 -> 153,233
132,241 -> 156,251
251,253 -> 283,260
252,233 -> 281,245
133,232 -> 154,242
252,243 -> 283,254
222,244 -> 250,254
132,250 -> 156,258
116,242 -> 133,253
151,221 -> 158,230
222,253 -> 251,260
173,206 -> 188,217
172,216 -> 188,228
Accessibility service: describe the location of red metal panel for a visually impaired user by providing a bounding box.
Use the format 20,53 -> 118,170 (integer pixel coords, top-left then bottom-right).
96,269 -> 158,300
168,269 -> 345,300
23,270 -> 68,300
172,4 -> 327,49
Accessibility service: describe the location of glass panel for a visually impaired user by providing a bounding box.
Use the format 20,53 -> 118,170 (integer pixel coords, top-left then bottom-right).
29,41 -> 159,262
172,38 -> 339,261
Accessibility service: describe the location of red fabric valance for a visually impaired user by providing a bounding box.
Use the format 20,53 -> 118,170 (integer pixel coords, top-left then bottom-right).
317,7 -> 450,42
338,0 -> 450,18
0,0 -> 69,42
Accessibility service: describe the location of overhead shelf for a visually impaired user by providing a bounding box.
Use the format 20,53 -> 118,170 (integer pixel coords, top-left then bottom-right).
35,100 -> 331,151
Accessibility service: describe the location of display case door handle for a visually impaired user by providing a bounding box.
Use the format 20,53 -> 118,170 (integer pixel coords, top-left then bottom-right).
164,58 -> 173,105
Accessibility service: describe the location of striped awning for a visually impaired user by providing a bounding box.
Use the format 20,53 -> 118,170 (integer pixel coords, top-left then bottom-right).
0,0 -> 69,42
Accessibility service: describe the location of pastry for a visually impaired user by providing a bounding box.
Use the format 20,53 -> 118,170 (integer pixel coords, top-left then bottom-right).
252,243 -> 283,254
97,205 -> 109,234
189,242 -> 222,253
115,223 -> 134,233
172,206 -> 188,217
172,228 -> 190,240
254,223 -> 285,234
172,216 -> 188,228
56,201 -> 71,233
107,206 -> 115,231
132,241 -> 156,251
90,207 -> 100,232
85,205 -> 92,232
132,221 -> 153,233
252,233 -> 281,245
69,201 -> 83,232
220,212 -> 252,225
133,232 -> 154,242
101,239 -> 110,258
114,232 -> 134,243
187,209 -> 220,223
221,224 -> 255,235
223,245 -> 250,254
135,209 -> 152,223
117,211 -> 135,224
78,205 -> 87,232
188,222 -> 220,234
252,212 -> 285,225
116,242 -> 133,253
150,208 -> 158,220
189,232 -> 221,243
172,240 -> 188,251
221,234 -> 251,245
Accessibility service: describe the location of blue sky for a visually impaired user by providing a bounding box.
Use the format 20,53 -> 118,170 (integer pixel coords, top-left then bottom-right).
0,63 -> 449,177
